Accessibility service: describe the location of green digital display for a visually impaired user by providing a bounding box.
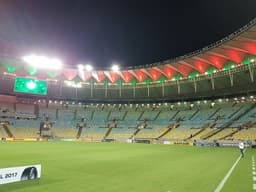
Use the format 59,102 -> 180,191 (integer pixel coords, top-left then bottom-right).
14,77 -> 48,95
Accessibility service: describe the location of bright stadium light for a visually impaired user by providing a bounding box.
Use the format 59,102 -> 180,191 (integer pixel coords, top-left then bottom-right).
77,64 -> 93,71
85,64 -> 93,71
77,64 -> 84,70
111,64 -> 119,72
22,54 -> 62,70
64,80 -> 82,88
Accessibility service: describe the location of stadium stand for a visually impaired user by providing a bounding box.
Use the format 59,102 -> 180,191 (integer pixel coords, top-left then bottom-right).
1,98 -> 256,143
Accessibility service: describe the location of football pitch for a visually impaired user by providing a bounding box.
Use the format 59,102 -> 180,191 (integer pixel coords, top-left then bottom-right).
0,142 -> 254,192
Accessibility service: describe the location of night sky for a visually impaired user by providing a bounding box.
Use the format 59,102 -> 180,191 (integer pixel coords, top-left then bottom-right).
0,0 -> 255,69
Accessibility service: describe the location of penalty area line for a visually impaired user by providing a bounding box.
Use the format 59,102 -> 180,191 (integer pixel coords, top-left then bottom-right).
214,153 -> 244,192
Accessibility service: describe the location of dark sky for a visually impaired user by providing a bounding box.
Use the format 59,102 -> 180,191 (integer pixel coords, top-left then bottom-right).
0,0 -> 255,68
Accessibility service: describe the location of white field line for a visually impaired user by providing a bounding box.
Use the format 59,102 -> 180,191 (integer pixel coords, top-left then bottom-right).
253,156 -> 256,191
214,151 -> 246,192
253,184 -> 256,190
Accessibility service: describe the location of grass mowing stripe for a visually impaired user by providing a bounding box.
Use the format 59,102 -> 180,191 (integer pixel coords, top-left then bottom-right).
214,155 -> 242,192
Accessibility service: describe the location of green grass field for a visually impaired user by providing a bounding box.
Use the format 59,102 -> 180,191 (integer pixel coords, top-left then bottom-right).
0,142 -> 254,192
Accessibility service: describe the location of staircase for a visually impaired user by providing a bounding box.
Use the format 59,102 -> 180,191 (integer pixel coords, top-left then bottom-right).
186,121 -> 216,140
157,122 -> 180,139
2,124 -> 13,138
106,111 -> 112,121
129,121 -> 148,138
130,129 -> 141,139
138,111 -> 145,121
189,109 -> 200,120
208,108 -> 221,119
220,121 -> 256,140
219,128 -> 240,140
104,127 -> 114,138
122,111 -> 128,120
220,103 -> 256,129
186,128 -> 205,140
76,126 -> 83,139
198,121 -> 219,140
201,128 -> 223,140
104,121 -> 117,139
154,111 -> 162,121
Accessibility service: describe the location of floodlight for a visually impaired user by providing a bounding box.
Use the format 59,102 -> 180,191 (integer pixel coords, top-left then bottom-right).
111,64 -> 119,72
77,64 -> 84,70
250,59 -> 255,62
85,64 -> 93,71
22,54 -> 62,70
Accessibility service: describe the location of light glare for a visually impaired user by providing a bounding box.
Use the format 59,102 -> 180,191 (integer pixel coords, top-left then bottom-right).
26,81 -> 36,90
22,54 -> 62,70
111,64 -> 119,72
85,64 -> 93,71
77,64 -> 84,70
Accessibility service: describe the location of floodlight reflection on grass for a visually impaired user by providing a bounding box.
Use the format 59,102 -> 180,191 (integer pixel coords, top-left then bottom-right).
22,54 -> 62,70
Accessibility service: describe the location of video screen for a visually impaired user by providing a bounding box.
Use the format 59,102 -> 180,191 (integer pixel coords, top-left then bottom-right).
14,77 -> 48,95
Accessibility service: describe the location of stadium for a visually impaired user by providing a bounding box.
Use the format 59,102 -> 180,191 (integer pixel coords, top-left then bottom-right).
0,4 -> 256,192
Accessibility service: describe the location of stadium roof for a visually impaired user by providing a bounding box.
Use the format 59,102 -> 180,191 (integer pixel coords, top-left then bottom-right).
0,18 -> 256,84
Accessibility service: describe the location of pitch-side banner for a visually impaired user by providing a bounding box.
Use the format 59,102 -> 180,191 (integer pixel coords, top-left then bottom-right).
0,164 -> 41,185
